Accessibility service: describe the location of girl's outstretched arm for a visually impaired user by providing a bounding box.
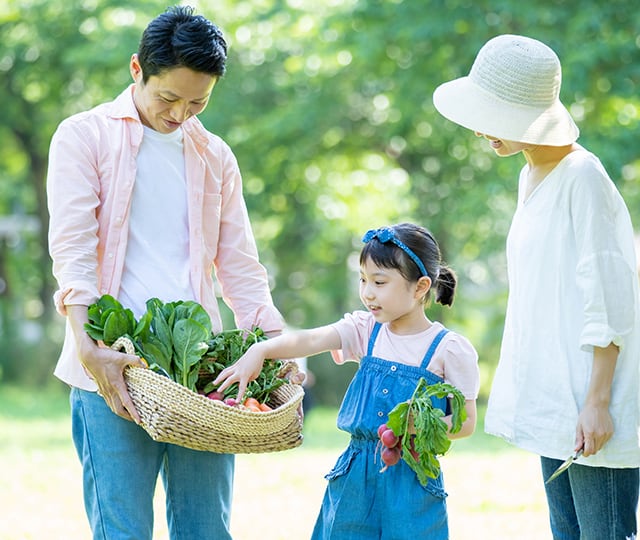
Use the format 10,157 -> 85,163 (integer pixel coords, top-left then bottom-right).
214,325 -> 341,401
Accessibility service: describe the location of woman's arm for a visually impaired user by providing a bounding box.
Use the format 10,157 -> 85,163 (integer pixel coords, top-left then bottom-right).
575,343 -> 617,457
214,324 -> 342,400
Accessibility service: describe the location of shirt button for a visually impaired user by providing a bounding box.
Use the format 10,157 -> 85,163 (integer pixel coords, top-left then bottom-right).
377,411 -> 383,417
390,365 -> 397,372
382,389 -> 389,394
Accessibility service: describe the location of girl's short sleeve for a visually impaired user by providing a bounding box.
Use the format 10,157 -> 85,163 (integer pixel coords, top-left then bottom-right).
440,334 -> 480,400
329,310 -> 375,364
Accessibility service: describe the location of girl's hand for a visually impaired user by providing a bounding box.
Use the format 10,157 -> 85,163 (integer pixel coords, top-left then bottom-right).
214,344 -> 267,402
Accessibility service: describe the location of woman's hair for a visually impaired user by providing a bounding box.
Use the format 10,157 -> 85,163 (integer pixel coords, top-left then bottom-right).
360,222 -> 457,306
137,6 -> 228,82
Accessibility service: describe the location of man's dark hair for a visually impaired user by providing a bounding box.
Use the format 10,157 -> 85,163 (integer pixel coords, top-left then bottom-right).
137,5 -> 227,82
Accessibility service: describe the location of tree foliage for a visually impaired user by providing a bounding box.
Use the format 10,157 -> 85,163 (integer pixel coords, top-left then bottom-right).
1,0 -> 638,402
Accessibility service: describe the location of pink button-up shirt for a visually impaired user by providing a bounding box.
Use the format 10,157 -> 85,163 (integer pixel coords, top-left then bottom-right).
47,85 -> 284,390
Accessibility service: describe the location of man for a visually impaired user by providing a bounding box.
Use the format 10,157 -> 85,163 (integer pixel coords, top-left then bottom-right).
47,6 -> 284,539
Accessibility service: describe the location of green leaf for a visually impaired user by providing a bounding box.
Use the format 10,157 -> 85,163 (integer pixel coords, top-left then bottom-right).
386,378 -> 467,486
386,401 -> 410,436
84,322 -> 104,342
102,309 -> 133,345
172,318 -> 210,390
140,335 -> 173,377
134,308 -> 153,340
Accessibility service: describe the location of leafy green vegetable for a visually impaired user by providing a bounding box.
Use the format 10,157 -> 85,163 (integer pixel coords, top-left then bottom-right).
84,295 -> 290,403
198,328 -> 287,403
386,377 -> 467,486
172,318 -> 210,388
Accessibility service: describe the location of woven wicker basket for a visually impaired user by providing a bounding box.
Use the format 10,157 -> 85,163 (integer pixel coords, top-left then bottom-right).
112,337 -> 305,454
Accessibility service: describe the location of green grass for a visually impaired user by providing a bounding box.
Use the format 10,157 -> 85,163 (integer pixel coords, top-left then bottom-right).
1,383 -> 551,540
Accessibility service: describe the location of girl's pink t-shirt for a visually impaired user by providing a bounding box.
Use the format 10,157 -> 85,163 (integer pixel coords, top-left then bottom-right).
330,310 -> 480,399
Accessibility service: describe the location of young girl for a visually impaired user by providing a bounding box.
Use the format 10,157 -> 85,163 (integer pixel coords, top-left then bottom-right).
215,222 -> 480,539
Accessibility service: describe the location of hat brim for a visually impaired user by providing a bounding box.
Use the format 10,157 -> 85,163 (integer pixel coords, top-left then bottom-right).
433,76 -> 579,146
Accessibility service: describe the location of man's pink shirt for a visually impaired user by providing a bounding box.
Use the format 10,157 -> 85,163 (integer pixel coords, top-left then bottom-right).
47,85 -> 284,390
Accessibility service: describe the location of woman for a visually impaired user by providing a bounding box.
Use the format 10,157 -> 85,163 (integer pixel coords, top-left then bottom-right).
433,34 -> 640,539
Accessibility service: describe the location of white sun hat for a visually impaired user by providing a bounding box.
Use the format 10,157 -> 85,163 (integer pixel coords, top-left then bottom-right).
433,34 -> 579,146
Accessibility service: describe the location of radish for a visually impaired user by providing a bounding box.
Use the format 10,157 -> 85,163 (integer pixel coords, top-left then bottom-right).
206,390 -> 225,401
380,446 -> 401,471
385,378 -> 467,486
380,428 -> 400,449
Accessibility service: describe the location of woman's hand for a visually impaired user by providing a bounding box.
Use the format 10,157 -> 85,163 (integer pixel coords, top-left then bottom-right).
575,403 -> 614,457
214,344 -> 267,402
575,343 -> 618,457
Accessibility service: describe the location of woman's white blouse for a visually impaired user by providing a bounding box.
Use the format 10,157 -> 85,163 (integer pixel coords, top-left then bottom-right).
484,149 -> 640,467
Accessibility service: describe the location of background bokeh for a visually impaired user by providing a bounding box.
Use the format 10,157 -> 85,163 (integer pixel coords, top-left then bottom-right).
1,0 -> 638,407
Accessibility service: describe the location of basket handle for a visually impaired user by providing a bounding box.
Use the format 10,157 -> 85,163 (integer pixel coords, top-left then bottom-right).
111,335 -> 136,355
277,360 -> 306,385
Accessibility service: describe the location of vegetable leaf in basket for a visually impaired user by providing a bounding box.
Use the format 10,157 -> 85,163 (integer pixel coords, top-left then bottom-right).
85,295 -> 294,404
86,295 -> 136,345
173,318 -> 210,389
198,328 -> 290,404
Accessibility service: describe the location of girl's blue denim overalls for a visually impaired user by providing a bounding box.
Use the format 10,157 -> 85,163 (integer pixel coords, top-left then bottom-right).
311,323 -> 450,540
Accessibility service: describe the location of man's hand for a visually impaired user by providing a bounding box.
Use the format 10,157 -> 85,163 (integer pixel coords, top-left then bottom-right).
80,342 -> 146,423
67,304 -> 146,423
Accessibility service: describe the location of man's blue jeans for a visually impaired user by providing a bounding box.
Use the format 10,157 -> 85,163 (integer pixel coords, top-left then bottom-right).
71,387 -> 235,540
541,456 -> 638,540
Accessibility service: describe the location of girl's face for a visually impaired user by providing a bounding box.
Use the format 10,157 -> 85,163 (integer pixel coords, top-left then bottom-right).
359,257 -> 429,331
475,132 -> 531,157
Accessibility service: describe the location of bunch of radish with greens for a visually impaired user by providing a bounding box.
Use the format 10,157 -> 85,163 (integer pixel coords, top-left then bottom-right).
85,295 -> 296,409
378,377 -> 467,486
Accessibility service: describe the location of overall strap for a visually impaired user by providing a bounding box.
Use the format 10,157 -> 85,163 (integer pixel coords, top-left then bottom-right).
419,328 -> 449,370
366,322 -> 382,356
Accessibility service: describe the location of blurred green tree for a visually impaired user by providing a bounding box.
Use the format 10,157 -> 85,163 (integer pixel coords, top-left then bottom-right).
0,0 -> 638,404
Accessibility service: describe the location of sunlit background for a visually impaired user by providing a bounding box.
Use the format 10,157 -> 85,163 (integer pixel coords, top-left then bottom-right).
1,0 -> 639,537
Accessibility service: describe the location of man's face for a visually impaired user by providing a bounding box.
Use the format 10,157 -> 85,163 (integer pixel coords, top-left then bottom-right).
130,54 -> 217,133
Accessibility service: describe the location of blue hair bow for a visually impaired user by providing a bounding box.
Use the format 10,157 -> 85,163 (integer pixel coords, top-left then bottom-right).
362,227 -> 429,278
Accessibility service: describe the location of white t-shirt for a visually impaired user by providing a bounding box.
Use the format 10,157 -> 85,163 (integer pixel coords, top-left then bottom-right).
484,149 -> 640,467
119,126 -> 194,318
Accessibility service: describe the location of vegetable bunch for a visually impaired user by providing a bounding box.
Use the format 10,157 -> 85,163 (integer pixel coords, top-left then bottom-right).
86,295 -> 212,389
85,295 -> 290,406
197,328 -> 287,404
378,377 -> 467,486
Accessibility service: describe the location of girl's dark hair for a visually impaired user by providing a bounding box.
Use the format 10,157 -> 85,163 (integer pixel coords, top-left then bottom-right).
360,222 -> 457,306
138,5 -> 227,82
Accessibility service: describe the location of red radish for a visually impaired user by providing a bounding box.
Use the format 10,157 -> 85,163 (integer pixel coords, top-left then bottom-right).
377,423 -> 388,439
206,391 -> 225,401
224,397 -> 238,406
380,446 -> 401,471
380,428 -> 399,449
